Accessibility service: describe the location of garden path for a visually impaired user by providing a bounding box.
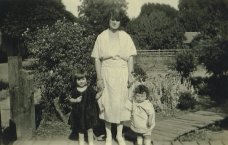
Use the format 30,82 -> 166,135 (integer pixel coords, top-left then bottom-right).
10,136 -> 228,145
151,110 -> 226,141
10,110 -> 227,145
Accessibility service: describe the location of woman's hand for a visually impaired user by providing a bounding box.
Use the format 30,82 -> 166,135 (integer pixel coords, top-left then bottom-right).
127,74 -> 134,88
97,79 -> 105,91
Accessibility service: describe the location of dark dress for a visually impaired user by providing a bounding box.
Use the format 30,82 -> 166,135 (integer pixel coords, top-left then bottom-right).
68,86 -> 98,133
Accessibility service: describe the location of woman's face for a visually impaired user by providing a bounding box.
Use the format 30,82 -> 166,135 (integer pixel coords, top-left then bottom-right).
109,17 -> 120,30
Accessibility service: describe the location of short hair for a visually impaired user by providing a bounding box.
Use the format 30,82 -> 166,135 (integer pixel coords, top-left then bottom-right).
109,7 -> 126,22
72,68 -> 87,79
133,84 -> 150,99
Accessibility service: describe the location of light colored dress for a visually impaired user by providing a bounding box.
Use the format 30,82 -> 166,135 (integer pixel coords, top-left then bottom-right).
91,29 -> 137,123
130,100 -> 155,135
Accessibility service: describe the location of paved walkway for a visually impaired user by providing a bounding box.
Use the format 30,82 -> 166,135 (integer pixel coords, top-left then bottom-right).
8,110 -> 226,145
10,137 -> 228,145
151,110 -> 226,141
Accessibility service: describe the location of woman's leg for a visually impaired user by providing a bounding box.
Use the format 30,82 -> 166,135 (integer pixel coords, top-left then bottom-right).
116,123 -> 126,145
79,133 -> 85,145
136,136 -> 143,145
105,121 -> 112,145
87,128 -> 94,145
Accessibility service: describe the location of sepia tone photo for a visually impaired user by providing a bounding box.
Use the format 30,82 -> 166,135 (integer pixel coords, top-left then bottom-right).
0,0 -> 227,145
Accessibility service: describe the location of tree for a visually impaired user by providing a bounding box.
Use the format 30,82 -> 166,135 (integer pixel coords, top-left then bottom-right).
0,0 -> 76,56
179,0 -> 228,33
181,0 -> 228,103
126,3 -> 184,49
140,3 -> 178,19
172,50 -> 197,79
78,0 -> 129,35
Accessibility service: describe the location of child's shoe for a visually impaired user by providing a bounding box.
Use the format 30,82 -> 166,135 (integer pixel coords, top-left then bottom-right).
116,136 -> 126,145
105,137 -> 112,145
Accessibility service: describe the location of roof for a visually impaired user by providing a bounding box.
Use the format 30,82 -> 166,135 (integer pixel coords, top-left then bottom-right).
183,32 -> 200,43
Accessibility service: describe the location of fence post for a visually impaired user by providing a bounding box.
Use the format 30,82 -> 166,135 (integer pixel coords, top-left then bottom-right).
8,56 -> 22,139
19,70 -> 35,139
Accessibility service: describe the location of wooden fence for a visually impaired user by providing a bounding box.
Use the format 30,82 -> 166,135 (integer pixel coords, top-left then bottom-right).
137,49 -> 182,57
135,49 -> 182,71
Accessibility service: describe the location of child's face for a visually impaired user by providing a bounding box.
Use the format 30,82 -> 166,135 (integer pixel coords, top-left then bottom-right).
76,77 -> 87,87
134,92 -> 147,103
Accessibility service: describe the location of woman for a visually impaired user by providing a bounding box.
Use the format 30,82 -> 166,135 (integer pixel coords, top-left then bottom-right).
91,8 -> 137,145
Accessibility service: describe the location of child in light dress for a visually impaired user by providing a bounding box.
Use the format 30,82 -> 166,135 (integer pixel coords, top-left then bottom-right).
129,84 -> 155,145
68,69 -> 98,145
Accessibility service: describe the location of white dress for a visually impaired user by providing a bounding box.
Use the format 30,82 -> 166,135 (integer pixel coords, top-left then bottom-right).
91,29 -> 137,123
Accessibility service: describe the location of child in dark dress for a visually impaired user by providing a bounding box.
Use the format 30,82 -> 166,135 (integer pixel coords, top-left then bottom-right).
68,69 -> 98,145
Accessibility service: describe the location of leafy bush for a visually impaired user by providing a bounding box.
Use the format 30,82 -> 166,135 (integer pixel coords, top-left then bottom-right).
190,77 -> 209,95
196,38 -> 228,76
172,49 -> 197,79
207,75 -> 228,104
146,71 -> 197,112
25,20 -> 96,119
0,80 -> 8,91
177,91 -> 197,110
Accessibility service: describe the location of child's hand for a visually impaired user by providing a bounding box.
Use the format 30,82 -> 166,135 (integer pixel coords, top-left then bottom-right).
69,98 -> 77,103
147,118 -> 153,128
96,90 -> 103,100
70,96 -> 82,103
97,79 -> 105,90
75,96 -> 82,102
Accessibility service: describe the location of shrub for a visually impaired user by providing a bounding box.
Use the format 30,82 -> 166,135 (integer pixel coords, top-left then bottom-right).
172,49 -> 197,79
196,38 -> 228,76
177,91 -> 197,110
24,20 -> 96,119
207,75 -> 228,104
190,77 -> 209,95
146,71 -> 197,112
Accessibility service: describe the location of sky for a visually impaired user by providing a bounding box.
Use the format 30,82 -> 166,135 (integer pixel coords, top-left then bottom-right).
62,0 -> 179,19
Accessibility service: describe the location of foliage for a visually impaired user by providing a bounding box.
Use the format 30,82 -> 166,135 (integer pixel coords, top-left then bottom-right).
190,77 -> 209,95
139,3 -> 178,19
24,20 -> 96,119
133,63 -> 148,82
206,75 -> 228,104
0,80 -> 9,91
126,3 -> 185,49
146,71 -> 197,112
178,0 -> 228,32
172,49 -> 197,78
195,38 -> 228,76
78,0 -> 129,35
0,0 -> 76,57
1,0 -> 75,39
0,50 -> 7,63
177,91 -> 197,110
